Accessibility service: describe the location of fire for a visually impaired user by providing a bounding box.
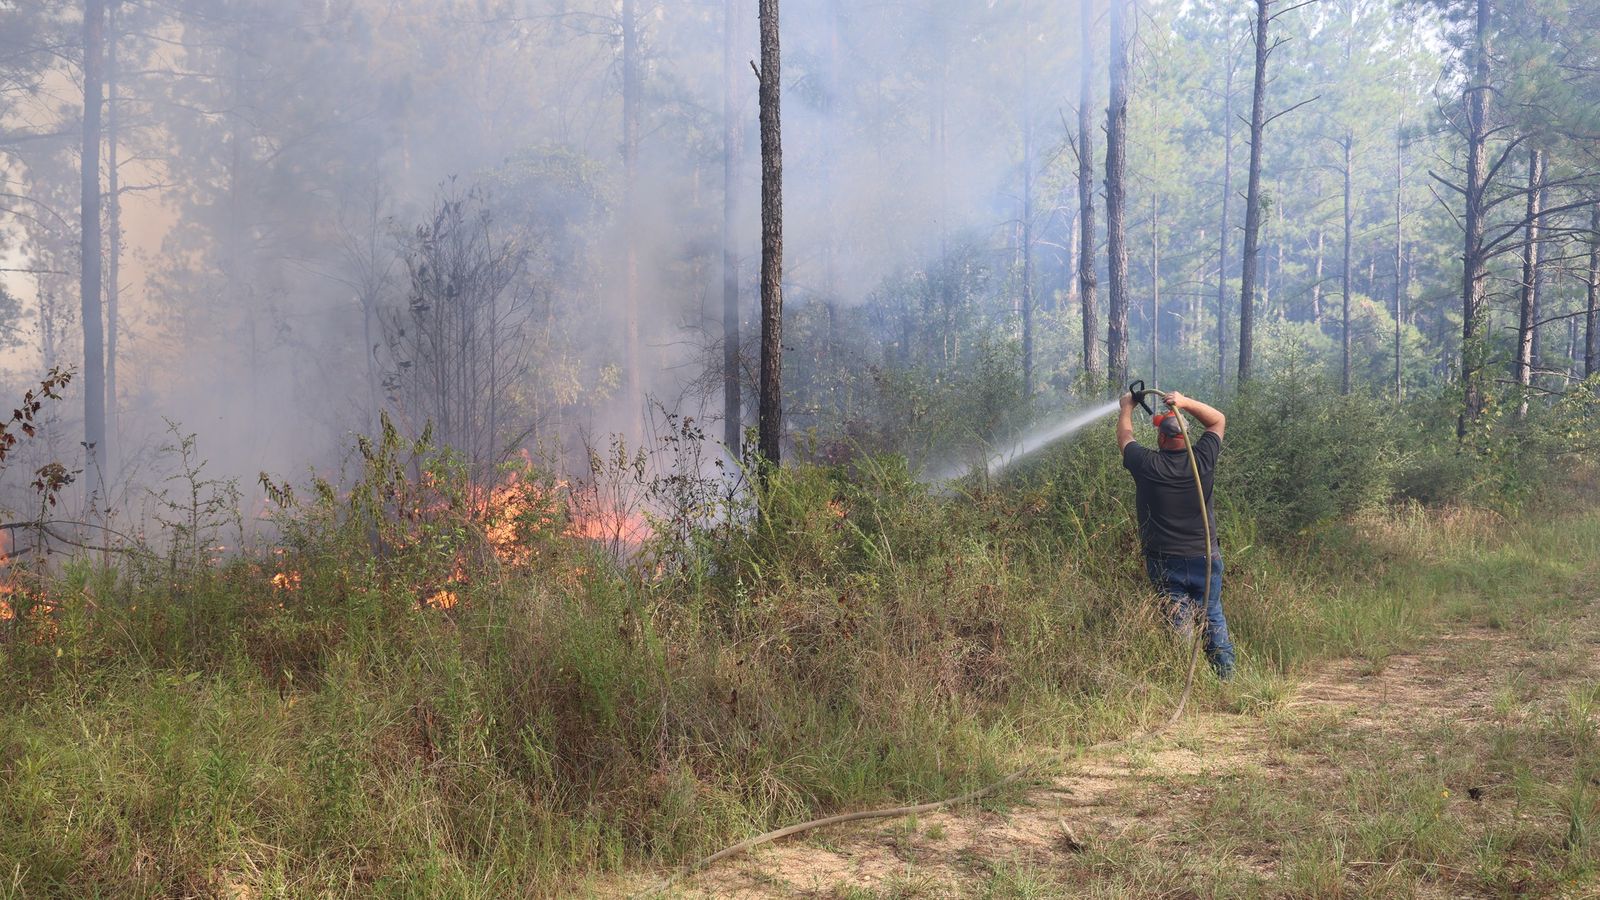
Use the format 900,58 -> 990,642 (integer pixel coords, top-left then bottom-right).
475,469 -> 562,567
0,529 -> 13,621
0,531 -> 56,642
563,499 -> 651,547
469,464 -> 651,561
424,588 -> 459,610
271,571 -> 302,591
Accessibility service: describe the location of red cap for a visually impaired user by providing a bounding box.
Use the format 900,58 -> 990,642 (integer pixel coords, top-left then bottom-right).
1152,412 -> 1187,450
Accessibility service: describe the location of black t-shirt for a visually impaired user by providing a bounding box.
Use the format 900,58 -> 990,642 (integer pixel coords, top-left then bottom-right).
1122,431 -> 1221,558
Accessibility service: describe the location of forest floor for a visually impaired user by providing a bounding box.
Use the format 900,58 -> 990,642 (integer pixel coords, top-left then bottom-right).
612,592 -> 1600,899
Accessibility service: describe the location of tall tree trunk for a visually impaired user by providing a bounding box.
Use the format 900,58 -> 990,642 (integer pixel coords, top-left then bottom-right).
1150,193 -> 1160,386
1216,54 -> 1241,385
757,0 -> 783,471
1340,133 -> 1353,395
622,0 -> 642,431
1077,0 -> 1099,385
1104,0 -> 1130,393
1393,127 -> 1405,402
1063,210 -> 1079,309
81,0 -> 107,479
1586,204 -> 1599,378
1529,157 -> 1549,379
1236,0 -> 1269,386
1459,0 -> 1491,436
1513,147 -> 1544,419
1217,57 -> 1235,389
722,0 -> 742,453
1311,227 -> 1324,323
1020,1 -> 1034,397
105,0 -> 120,465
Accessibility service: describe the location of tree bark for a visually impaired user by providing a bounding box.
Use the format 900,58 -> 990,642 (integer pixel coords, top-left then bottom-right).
1459,0 -> 1491,437
757,0 -> 783,471
1236,0 -> 1269,386
722,0 -> 742,453
1513,148 -> 1544,419
81,0 -> 107,478
1586,204 -> 1599,378
1077,0 -> 1099,385
1104,0 -> 1130,393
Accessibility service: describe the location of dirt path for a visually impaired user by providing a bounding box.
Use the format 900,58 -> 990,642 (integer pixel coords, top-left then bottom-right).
608,596 -> 1600,898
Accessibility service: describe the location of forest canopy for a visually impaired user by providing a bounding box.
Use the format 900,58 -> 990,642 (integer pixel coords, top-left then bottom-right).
0,0 -> 1597,507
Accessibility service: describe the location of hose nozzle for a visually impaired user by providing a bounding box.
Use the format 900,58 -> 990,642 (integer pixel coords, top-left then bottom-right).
1128,380 -> 1159,416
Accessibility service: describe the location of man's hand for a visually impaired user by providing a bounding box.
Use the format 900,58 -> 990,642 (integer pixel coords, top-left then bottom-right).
1163,391 -> 1226,438
1120,392 -> 1135,411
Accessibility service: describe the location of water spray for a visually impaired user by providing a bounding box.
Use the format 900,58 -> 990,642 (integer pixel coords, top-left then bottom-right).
639,380 -> 1223,897
928,399 -> 1121,483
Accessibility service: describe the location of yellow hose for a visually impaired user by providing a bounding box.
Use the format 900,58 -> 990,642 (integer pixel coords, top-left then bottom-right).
631,402 -> 1216,898
1158,404 -> 1212,730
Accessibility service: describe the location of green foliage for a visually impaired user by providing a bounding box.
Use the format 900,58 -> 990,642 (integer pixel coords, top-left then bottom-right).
5,379 -> 1600,894
1220,371 -> 1402,540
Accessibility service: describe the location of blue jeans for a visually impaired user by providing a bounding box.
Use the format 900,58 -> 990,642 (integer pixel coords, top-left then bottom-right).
1144,554 -> 1236,678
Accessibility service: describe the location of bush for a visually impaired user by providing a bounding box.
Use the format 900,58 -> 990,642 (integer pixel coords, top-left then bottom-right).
1220,372 -> 1402,540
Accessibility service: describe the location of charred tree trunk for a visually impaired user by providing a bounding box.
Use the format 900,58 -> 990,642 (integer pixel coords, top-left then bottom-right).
1077,0 -> 1099,385
1586,204 -> 1599,378
1104,0 -> 1129,393
81,0 -> 107,479
1340,132 -> 1353,395
757,0 -> 783,471
1236,0 -> 1269,386
1513,148 -> 1544,419
1459,0 -> 1491,436
722,0 -> 742,453
622,0 -> 643,431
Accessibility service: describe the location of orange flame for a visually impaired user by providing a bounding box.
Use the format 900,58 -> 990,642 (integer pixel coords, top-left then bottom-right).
564,494 -> 651,548
0,530 -> 13,621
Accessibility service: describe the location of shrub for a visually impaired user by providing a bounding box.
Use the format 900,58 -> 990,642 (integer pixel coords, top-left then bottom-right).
1220,373 -> 1401,540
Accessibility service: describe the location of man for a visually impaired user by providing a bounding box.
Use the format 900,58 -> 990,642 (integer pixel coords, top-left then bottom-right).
1117,389 -> 1235,679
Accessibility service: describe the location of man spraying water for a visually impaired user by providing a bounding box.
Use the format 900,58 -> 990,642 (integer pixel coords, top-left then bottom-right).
1117,389 -> 1236,680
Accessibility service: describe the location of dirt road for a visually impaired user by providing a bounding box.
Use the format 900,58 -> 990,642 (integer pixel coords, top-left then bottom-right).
617,598 -> 1600,898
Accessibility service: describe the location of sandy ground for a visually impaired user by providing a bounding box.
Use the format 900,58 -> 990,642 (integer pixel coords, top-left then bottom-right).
604,600 -> 1600,899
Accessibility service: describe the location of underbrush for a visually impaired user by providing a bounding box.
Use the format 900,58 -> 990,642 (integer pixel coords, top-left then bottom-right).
2,407 -> 1599,896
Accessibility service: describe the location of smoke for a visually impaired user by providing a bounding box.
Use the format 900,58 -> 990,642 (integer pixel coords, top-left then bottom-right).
0,0 -> 1088,511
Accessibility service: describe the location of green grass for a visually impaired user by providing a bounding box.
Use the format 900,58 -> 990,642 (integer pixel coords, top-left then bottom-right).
1,447 -> 1598,896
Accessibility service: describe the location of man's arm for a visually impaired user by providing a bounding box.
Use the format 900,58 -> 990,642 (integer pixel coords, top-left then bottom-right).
1164,391 -> 1225,439
1117,392 -> 1136,450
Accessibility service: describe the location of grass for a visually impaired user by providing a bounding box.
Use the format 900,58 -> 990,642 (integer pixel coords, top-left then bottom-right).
1,428 -> 1598,896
